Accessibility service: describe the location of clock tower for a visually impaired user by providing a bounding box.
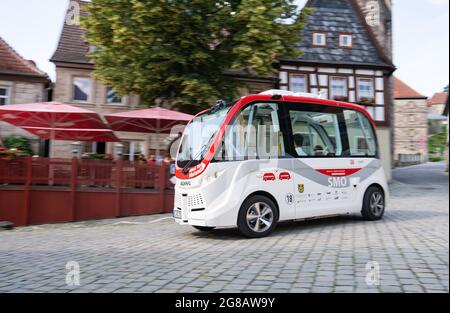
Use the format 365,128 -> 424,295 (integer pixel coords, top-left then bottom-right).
355,0 -> 393,60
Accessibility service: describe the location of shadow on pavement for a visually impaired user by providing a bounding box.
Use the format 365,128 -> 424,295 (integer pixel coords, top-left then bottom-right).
190,207 -> 448,240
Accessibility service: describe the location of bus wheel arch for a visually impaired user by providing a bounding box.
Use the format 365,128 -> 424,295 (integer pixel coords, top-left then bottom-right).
236,191 -> 280,238
365,183 -> 385,196
241,191 -> 280,221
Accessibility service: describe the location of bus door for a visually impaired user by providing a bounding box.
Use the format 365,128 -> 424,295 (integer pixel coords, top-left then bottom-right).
287,105 -> 357,219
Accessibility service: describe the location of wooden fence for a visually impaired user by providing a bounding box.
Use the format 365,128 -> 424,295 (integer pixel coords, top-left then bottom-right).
0,157 -> 175,226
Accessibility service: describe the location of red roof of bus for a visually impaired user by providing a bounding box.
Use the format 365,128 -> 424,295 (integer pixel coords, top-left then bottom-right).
232,94 -> 376,127
176,93 -> 377,180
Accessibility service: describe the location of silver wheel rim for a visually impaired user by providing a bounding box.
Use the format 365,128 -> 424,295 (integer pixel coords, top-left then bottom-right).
246,202 -> 273,233
370,192 -> 384,216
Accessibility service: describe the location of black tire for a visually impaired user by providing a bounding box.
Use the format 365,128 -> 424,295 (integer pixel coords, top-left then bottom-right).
361,186 -> 385,221
193,226 -> 216,232
237,195 -> 279,238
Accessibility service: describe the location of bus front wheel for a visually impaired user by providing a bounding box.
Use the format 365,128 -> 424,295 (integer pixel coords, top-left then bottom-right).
361,186 -> 385,221
237,195 -> 279,238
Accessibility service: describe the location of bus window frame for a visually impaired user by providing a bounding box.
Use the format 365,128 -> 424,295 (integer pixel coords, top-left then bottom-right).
341,109 -> 380,159
284,102 -> 380,159
212,100 -> 292,163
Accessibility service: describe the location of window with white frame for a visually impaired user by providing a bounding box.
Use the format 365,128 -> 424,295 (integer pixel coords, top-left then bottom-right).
72,77 -> 91,102
106,87 -> 123,104
329,77 -> 347,100
357,78 -> 374,101
122,141 -> 144,161
313,32 -> 326,47
289,74 -> 307,93
0,87 -> 10,105
339,34 -> 353,48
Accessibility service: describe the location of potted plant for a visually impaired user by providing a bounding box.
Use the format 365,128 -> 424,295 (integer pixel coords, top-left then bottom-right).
358,97 -> 375,105
333,95 -> 349,102
0,147 -> 29,184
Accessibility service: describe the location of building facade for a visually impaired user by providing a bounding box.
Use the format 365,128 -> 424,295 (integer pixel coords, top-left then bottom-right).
444,98 -> 449,171
50,0 -> 157,159
0,36 -> 51,153
51,0 -> 395,179
428,92 -> 449,116
277,0 -> 395,179
393,77 -> 428,165
427,92 -> 449,135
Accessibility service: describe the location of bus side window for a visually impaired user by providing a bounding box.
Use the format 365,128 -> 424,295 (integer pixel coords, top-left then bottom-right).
220,105 -> 252,161
218,103 -> 285,161
289,109 -> 342,157
249,103 -> 285,159
343,110 -> 377,157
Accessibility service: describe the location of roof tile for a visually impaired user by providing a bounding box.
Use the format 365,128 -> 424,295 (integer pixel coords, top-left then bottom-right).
284,0 -> 391,68
428,92 -> 449,106
50,0 -> 91,65
393,77 -> 426,99
0,36 -> 48,77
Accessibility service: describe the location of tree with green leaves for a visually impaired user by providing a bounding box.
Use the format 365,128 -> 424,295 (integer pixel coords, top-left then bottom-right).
82,0 -> 312,112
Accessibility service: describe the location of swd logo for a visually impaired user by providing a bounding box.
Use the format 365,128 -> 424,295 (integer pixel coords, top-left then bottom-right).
365,261 -> 380,286
66,261 -> 80,286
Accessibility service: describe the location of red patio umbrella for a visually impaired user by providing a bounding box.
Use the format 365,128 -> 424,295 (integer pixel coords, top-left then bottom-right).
0,102 -> 107,129
105,107 -> 193,133
0,102 -> 113,156
22,127 -> 119,142
105,107 -> 194,157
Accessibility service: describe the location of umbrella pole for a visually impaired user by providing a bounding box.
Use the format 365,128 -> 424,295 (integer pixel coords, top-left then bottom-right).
49,119 -> 56,186
156,119 -> 160,160
0,125 -> 4,148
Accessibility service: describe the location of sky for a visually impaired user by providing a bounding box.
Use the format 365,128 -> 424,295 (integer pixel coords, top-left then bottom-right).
0,0 -> 448,97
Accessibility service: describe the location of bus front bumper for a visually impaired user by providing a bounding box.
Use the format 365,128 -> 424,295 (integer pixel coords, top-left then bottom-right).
172,189 -> 239,228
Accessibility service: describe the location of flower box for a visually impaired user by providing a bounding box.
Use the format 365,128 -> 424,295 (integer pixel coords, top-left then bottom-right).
358,97 -> 375,105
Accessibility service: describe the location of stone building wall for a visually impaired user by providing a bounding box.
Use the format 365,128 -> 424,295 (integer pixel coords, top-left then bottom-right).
0,79 -> 47,154
51,67 -> 165,158
393,98 -> 428,163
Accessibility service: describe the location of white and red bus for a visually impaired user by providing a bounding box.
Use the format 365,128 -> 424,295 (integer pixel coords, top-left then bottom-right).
174,90 -> 388,238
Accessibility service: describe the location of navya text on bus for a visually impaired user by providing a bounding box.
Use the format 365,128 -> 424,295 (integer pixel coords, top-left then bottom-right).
173,90 -> 388,238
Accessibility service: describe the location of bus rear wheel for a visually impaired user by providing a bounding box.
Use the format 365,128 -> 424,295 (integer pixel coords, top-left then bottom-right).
193,226 -> 216,232
361,186 -> 385,221
237,195 -> 279,238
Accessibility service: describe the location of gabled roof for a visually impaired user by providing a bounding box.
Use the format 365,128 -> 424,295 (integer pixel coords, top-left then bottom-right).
393,77 -> 427,99
428,92 -> 448,106
50,0 -> 91,65
0,36 -> 48,78
282,0 -> 393,69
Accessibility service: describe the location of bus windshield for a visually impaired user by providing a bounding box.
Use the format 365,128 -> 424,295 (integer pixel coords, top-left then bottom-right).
177,107 -> 230,169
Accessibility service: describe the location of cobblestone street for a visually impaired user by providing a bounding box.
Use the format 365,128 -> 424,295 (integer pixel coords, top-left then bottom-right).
0,164 -> 448,293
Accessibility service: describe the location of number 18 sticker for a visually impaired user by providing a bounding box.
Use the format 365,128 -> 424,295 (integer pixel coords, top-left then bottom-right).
286,193 -> 294,205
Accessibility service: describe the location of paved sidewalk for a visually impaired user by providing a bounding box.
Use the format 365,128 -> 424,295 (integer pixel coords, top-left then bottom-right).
0,179 -> 448,293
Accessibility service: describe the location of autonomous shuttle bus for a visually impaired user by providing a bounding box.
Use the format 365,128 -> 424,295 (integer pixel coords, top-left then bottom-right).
174,90 -> 388,238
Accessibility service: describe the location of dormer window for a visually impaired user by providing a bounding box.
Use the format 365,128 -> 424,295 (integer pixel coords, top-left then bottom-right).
313,32 -> 327,47
339,34 -> 353,48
